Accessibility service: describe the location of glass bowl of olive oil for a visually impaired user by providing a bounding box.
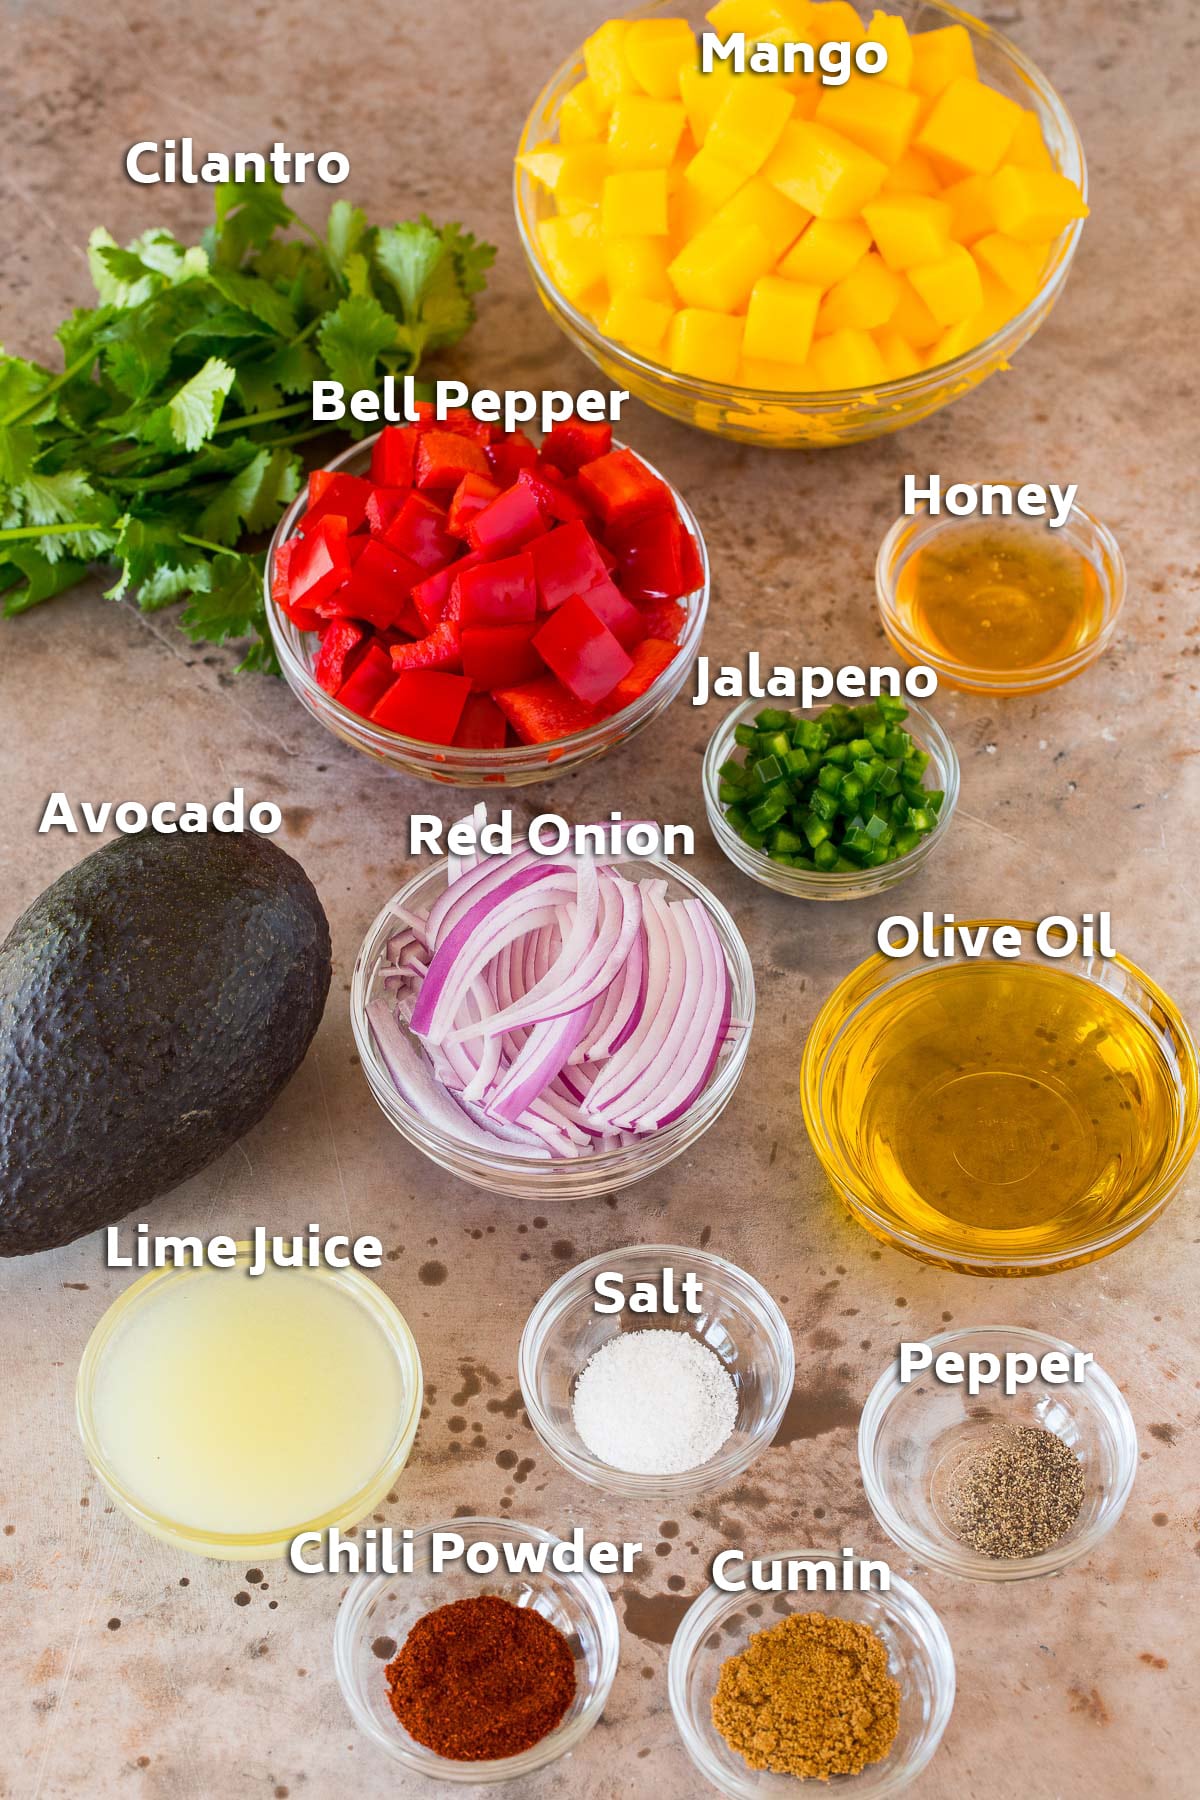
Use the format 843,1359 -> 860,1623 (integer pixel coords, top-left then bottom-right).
875,487 -> 1125,694
801,926 -> 1199,1276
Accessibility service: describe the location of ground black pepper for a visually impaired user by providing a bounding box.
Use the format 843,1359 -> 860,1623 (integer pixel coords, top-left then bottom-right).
942,1423 -> 1085,1557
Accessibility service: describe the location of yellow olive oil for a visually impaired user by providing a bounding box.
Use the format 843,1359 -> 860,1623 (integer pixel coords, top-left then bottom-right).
819,962 -> 1182,1268
894,522 -> 1105,678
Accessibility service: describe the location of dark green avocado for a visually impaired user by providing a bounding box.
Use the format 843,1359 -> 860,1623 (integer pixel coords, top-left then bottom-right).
0,830 -> 332,1255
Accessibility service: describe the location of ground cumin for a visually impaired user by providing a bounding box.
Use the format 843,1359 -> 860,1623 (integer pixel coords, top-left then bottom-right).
711,1611 -> 900,1781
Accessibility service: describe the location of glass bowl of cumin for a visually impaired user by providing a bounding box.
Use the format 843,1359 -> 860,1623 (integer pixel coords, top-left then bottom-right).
858,1326 -> 1138,1583
332,1515 -> 619,1780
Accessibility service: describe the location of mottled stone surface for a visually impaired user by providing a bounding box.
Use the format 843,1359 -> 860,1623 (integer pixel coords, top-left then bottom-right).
0,1 -> 1196,1796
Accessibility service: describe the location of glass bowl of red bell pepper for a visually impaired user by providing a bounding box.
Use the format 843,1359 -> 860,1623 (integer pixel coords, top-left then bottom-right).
265,418 -> 709,786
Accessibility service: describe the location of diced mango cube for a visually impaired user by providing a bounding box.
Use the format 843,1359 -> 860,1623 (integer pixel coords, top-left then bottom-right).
744,273 -> 821,362
989,165 -> 1088,242
739,354 -> 807,388
536,212 -> 606,302
751,27 -> 820,98
889,277 -> 942,347
880,148 -> 939,196
874,326 -> 921,378
602,170 -> 671,237
929,313 -> 981,365
816,251 -> 901,330
706,0 -> 798,31
559,80 -> 608,145
623,19 -> 697,99
942,174 -> 995,245
972,231 -> 1045,299
707,82 -> 795,175
862,194 -> 951,271
554,144 -> 610,210
917,78 -> 1022,176
907,241 -> 984,325
808,1 -> 867,47
604,236 -> 675,302
666,307 -> 744,381
584,21 -> 635,108
908,24 -> 977,99
602,291 -> 676,354
868,11 -> 913,87
1006,109 -> 1054,172
815,77 -> 920,166
517,144 -> 566,189
684,142 -> 748,206
779,217 -> 871,288
670,178 -> 719,246
807,326 -> 887,388
607,96 -> 687,167
679,61 -> 735,143
668,219 -> 774,310
763,121 -> 886,219
971,269 -> 1019,343
713,175 -> 810,256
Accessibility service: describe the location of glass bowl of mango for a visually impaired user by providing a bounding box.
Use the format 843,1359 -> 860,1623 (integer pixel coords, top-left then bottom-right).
514,0 -> 1087,448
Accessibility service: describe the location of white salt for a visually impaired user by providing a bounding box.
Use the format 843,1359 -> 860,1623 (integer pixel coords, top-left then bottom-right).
571,1329 -> 738,1475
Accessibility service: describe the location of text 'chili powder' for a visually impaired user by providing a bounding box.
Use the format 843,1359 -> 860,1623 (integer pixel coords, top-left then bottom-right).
384,1593 -> 576,1761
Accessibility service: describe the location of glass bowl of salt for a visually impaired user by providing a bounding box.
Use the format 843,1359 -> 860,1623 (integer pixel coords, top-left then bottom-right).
518,1243 -> 795,1501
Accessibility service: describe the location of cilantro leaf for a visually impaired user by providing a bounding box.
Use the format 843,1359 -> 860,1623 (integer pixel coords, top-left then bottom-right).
327,199 -> 369,273
104,515 -> 211,605
374,221 -> 447,321
2,548 -> 95,614
207,179 -> 294,267
138,357 -> 237,453
317,294 -> 398,392
180,550 -> 274,672
207,267 -> 297,338
199,445 -> 300,544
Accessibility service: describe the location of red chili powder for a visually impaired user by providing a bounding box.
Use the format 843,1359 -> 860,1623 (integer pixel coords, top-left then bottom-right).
385,1593 -> 576,1760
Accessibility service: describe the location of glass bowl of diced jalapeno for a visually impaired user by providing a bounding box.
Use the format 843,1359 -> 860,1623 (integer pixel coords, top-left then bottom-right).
702,696 -> 959,900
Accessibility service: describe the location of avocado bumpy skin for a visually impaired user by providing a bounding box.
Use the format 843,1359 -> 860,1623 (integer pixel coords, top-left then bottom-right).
0,829 -> 332,1255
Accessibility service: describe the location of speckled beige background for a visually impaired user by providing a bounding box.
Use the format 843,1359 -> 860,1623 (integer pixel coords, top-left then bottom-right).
1,1 -> 1196,1796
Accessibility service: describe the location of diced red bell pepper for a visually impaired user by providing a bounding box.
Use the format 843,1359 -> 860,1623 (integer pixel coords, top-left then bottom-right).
576,574 -> 647,652
677,522 -> 704,595
299,471 -> 372,536
439,407 -> 494,445
637,596 -> 688,642
288,514 -> 351,610
382,492 -> 458,572
492,673 -> 600,746
530,520 -> 611,612
454,691 -> 508,750
461,621 -> 544,690
540,418 -> 613,475
606,510 -> 689,602
377,597 -> 425,640
532,592 -> 634,705
415,430 -> 492,492
485,429 -> 538,486
515,465 -> 588,524
272,540 -> 322,629
334,641 -> 396,718
388,618 -> 463,673
447,472 -> 500,537
410,551 -> 475,633
370,669 -> 472,745
314,618 -> 366,695
598,636 -> 680,716
347,533 -> 370,565
576,447 -> 673,528
371,425 -> 419,487
329,538 -> 425,629
467,483 -> 547,559
457,551 -> 538,626
365,487 -> 412,537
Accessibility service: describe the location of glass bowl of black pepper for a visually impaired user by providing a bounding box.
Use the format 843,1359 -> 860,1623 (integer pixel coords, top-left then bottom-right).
858,1327 -> 1138,1583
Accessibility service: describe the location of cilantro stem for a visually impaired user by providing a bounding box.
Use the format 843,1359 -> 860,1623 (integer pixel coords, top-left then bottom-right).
211,400 -> 310,434
0,520 -> 105,541
178,532 -> 238,556
1,350 -> 96,426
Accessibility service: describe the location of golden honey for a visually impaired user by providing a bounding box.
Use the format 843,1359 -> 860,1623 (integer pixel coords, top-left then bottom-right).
892,522 -> 1105,681
807,960 -> 1189,1273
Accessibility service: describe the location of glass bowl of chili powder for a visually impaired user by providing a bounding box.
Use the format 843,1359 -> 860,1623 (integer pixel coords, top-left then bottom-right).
333,1515 -> 619,1779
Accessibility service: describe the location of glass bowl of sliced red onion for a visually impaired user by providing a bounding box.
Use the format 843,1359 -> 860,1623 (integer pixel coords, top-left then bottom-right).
350,812 -> 755,1199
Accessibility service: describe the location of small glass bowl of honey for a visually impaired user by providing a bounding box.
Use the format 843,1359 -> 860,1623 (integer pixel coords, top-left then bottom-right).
875,486 -> 1125,695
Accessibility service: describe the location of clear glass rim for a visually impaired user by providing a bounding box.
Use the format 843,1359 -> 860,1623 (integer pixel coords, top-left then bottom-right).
702,696 -> 960,899
667,1552 -> 956,1798
874,488 -> 1127,692
857,1325 -> 1139,1581
514,0 -> 1088,414
350,852 -> 756,1187
517,1242 -> 796,1499
75,1247 -> 424,1555
264,431 -> 709,769
800,925 -> 1200,1272
332,1514 -> 620,1781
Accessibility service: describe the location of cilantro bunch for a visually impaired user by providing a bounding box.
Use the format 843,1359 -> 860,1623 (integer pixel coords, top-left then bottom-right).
0,183 -> 494,671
